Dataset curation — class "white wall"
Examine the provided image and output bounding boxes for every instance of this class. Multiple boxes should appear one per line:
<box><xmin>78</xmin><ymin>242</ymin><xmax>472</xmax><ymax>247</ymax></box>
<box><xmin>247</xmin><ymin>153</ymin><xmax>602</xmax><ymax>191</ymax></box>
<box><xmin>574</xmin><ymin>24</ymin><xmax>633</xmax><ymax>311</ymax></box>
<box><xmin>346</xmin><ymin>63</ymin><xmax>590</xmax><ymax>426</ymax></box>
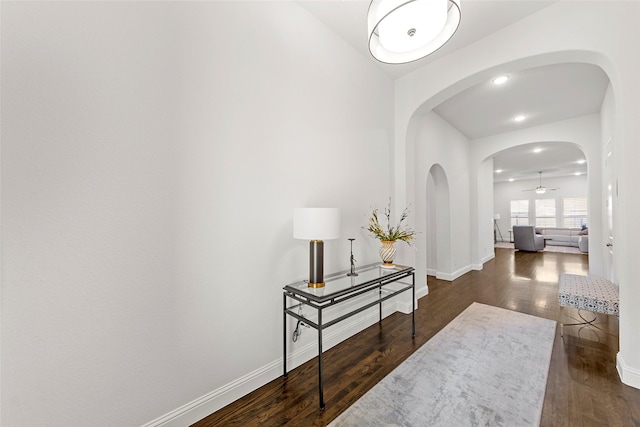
<box><xmin>413</xmin><ymin>111</ymin><xmax>471</xmax><ymax>283</ymax></box>
<box><xmin>476</xmin><ymin>158</ymin><xmax>495</xmax><ymax>265</ymax></box>
<box><xmin>600</xmin><ymin>83</ymin><xmax>615</xmax><ymax>281</ymax></box>
<box><xmin>1</xmin><ymin>2</ymin><xmax>395</xmax><ymax>426</ymax></box>
<box><xmin>494</xmin><ymin>175</ymin><xmax>589</xmax><ymax>237</ymax></box>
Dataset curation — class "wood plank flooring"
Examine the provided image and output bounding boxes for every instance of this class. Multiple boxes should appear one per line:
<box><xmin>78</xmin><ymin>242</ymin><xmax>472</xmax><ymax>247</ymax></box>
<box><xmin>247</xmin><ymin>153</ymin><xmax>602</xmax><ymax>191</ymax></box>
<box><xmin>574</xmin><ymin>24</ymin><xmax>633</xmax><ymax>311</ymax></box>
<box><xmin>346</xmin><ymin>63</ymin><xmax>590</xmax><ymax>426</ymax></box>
<box><xmin>193</xmin><ymin>249</ymin><xmax>640</xmax><ymax>426</ymax></box>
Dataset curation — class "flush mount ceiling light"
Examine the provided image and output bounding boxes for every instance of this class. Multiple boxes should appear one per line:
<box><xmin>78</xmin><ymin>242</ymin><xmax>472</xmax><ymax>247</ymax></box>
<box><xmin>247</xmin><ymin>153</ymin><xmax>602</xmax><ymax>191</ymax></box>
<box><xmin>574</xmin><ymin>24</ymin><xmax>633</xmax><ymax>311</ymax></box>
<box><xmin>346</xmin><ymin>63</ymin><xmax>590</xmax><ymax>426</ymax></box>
<box><xmin>368</xmin><ymin>0</ymin><xmax>461</xmax><ymax>64</ymax></box>
<box><xmin>492</xmin><ymin>75</ymin><xmax>509</xmax><ymax>85</ymax></box>
<box><xmin>513</xmin><ymin>115</ymin><xmax>527</xmax><ymax>122</ymax></box>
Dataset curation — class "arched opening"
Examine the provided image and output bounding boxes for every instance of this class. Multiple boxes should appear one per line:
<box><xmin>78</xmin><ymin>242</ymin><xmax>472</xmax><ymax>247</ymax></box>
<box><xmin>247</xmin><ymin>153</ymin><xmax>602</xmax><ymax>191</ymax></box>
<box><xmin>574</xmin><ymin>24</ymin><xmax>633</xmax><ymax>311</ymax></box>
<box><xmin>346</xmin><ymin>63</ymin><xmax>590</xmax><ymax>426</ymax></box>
<box><xmin>487</xmin><ymin>142</ymin><xmax>589</xmax><ymax>243</ymax></box>
<box><xmin>394</xmin><ymin>11</ymin><xmax>638</xmax><ymax>390</ymax></box>
<box><xmin>426</xmin><ymin>164</ymin><xmax>452</xmax><ymax>280</ymax></box>
<box><xmin>403</xmin><ymin>53</ymin><xmax>612</xmax><ymax>284</ymax></box>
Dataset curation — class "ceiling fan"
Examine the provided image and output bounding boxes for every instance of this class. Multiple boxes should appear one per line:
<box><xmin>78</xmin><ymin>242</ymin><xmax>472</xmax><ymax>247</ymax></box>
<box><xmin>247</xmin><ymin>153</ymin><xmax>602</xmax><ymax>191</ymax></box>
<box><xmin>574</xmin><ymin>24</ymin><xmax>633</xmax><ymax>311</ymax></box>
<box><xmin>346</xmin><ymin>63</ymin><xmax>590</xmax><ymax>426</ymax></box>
<box><xmin>522</xmin><ymin>171</ymin><xmax>559</xmax><ymax>194</ymax></box>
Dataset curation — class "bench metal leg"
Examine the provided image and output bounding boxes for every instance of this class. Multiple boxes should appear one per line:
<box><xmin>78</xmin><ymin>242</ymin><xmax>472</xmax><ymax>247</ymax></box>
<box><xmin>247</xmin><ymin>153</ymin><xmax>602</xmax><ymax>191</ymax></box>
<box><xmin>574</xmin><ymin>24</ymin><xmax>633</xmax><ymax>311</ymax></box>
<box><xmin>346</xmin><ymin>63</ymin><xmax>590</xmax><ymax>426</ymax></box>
<box><xmin>560</xmin><ymin>308</ymin><xmax>598</xmax><ymax>337</ymax></box>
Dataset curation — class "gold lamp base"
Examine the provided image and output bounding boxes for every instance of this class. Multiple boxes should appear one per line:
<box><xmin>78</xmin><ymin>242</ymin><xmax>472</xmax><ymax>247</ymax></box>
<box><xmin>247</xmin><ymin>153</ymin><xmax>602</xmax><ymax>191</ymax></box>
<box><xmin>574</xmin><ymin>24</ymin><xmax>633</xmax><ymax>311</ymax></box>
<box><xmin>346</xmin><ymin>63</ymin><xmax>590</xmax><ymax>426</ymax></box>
<box><xmin>308</xmin><ymin>282</ymin><xmax>325</xmax><ymax>288</ymax></box>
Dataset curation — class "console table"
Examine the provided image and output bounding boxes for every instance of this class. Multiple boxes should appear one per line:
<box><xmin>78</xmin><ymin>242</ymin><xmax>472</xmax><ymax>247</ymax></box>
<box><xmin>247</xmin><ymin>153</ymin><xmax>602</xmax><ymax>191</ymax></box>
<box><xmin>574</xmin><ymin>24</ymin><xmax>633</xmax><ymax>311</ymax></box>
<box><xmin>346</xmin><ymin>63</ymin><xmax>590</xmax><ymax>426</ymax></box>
<box><xmin>283</xmin><ymin>263</ymin><xmax>415</xmax><ymax>409</ymax></box>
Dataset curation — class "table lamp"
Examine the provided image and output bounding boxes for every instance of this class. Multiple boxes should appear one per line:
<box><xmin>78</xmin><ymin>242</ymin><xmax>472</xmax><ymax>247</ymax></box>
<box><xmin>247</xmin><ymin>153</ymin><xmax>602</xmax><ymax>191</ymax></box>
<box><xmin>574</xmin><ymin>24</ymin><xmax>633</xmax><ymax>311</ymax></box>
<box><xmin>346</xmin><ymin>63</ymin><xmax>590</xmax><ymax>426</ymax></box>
<box><xmin>294</xmin><ymin>208</ymin><xmax>341</xmax><ymax>288</ymax></box>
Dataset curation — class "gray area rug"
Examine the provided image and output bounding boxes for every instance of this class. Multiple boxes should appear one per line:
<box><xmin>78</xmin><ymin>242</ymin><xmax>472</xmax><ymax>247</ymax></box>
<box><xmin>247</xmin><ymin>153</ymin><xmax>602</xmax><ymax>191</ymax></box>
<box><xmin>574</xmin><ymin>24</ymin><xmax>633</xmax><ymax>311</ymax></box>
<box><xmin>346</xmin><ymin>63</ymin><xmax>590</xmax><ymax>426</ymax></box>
<box><xmin>329</xmin><ymin>303</ymin><xmax>556</xmax><ymax>427</ymax></box>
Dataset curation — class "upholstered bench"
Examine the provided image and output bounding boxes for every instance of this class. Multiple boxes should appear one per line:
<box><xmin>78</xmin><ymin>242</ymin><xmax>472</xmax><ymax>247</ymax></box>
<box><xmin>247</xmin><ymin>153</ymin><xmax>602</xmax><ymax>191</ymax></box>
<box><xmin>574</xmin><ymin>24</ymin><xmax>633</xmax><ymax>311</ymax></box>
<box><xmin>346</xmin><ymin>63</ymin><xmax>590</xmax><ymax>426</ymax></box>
<box><xmin>558</xmin><ymin>273</ymin><xmax>619</xmax><ymax>336</ymax></box>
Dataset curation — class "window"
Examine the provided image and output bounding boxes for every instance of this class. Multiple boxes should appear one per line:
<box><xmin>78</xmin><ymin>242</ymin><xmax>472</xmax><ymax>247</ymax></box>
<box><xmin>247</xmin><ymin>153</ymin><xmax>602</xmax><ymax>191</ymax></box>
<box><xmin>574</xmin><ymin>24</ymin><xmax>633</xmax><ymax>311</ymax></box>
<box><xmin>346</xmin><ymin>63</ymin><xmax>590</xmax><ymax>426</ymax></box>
<box><xmin>563</xmin><ymin>197</ymin><xmax>588</xmax><ymax>228</ymax></box>
<box><xmin>510</xmin><ymin>200</ymin><xmax>529</xmax><ymax>227</ymax></box>
<box><xmin>535</xmin><ymin>199</ymin><xmax>556</xmax><ymax>227</ymax></box>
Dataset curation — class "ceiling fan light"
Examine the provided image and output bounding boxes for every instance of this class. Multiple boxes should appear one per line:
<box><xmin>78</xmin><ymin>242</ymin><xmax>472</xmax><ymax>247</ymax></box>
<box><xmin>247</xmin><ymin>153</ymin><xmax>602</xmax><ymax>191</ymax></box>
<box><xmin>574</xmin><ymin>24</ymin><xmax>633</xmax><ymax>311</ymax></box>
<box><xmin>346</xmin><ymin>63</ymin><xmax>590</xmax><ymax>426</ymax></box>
<box><xmin>368</xmin><ymin>0</ymin><xmax>461</xmax><ymax>64</ymax></box>
<box><xmin>535</xmin><ymin>187</ymin><xmax>546</xmax><ymax>194</ymax></box>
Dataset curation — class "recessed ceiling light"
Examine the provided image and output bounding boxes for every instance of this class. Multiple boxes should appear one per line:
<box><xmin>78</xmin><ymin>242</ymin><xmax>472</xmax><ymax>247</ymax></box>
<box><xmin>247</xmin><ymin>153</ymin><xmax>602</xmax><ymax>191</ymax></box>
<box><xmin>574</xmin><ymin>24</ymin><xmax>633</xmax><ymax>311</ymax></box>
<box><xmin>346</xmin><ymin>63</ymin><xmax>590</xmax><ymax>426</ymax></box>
<box><xmin>514</xmin><ymin>115</ymin><xmax>527</xmax><ymax>122</ymax></box>
<box><xmin>577</xmin><ymin>159</ymin><xmax>586</xmax><ymax>164</ymax></box>
<box><xmin>508</xmin><ymin>178</ymin><xmax>515</xmax><ymax>182</ymax></box>
<box><xmin>495</xmin><ymin>169</ymin><xmax>503</xmax><ymax>173</ymax></box>
<box><xmin>575</xmin><ymin>172</ymin><xmax>582</xmax><ymax>176</ymax></box>
<box><xmin>492</xmin><ymin>75</ymin><xmax>509</xmax><ymax>85</ymax></box>
<box><xmin>533</xmin><ymin>148</ymin><xmax>542</xmax><ymax>153</ymax></box>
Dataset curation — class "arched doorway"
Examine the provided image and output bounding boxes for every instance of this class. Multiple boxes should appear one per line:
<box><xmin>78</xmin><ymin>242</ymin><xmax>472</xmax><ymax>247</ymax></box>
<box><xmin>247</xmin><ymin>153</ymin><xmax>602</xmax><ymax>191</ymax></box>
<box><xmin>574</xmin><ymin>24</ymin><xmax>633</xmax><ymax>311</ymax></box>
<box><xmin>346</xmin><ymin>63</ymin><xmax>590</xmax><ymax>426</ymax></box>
<box><xmin>426</xmin><ymin>164</ymin><xmax>452</xmax><ymax>280</ymax></box>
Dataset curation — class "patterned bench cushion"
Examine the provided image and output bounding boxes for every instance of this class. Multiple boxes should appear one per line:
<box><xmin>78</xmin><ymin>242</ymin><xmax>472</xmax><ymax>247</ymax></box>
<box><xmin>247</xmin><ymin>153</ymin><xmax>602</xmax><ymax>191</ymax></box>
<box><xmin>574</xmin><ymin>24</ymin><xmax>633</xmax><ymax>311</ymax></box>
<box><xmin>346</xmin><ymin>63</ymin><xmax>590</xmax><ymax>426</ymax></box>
<box><xmin>558</xmin><ymin>273</ymin><xmax>619</xmax><ymax>316</ymax></box>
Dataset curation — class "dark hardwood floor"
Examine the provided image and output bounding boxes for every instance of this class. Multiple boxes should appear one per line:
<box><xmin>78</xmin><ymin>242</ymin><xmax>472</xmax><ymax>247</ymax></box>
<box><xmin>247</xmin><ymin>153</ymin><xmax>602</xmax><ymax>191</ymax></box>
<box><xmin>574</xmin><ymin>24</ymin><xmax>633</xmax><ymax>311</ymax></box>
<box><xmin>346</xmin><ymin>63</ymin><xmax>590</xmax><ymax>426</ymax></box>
<box><xmin>193</xmin><ymin>249</ymin><xmax>640</xmax><ymax>426</ymax></box>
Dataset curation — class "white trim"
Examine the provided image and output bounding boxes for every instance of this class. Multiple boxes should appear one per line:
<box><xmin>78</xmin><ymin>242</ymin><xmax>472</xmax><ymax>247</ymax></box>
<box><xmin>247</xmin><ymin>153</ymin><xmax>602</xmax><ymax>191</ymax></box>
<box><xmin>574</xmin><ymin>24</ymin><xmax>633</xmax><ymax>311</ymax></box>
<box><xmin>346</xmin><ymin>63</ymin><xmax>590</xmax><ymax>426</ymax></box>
<box><xmin>481</xmin><ymin>253</ymin><xmax>495</xmax><ymax>264</ymax></box>
<box><xmin>142</xmin><ymin>297</ymin><xmax>410</xmax><ymax>426</ymax></box>
<box><xmin>426</xmin><ymin>267</ymin><xmax>437</xmax><ymax>276</ymax></box>
<box><xmin>451</xmin><ymin>265</ymin><xmax>471</xmax><ymax>280</ymax></box>
<box><xmin>472</xmin><ymin>253</ymin><xmax>495</xmax><ymax>271</ymax></box>
<box><xmin>617</xmin><ymin>352</ymin><xmax>640</xmax><ymax>390</ymax></box>
<box><xmin>436</xmin><ymin>264</ymin><xmax>472</xmax><ymax>282</ymax></box>
<box><xmin>435</xmin><ymin>271</ymin><xmax>451</xmax><ymax>281</ymax></box>
<box><xmin>416</xmin><ymin>283</ymin><xmax>429</xmax><ymax>299</ymax></box>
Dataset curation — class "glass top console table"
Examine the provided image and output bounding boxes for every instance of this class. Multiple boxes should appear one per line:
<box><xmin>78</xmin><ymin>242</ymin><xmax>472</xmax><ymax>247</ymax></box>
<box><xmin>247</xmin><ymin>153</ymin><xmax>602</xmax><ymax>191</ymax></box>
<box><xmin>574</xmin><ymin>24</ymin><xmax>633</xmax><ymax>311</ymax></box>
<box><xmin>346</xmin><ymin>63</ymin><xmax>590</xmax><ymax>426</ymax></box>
<box><xmin>283</xmin><ymin>263</ymin><xmax>415</xmax><ymax>410</ymax></box>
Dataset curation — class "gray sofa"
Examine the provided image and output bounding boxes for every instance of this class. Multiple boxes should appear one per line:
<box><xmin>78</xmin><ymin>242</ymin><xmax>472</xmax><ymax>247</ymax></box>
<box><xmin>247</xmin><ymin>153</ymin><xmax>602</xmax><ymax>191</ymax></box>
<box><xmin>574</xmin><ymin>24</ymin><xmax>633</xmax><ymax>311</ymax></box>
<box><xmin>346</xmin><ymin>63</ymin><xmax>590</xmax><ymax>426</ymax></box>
<box><xmin>535</xmin><ymin>227</ymin><xmax>589</xmax><ymax>253</ymax></box>
<box><xmin>535</xmin><ymin>227</ymin><xmax>581</xmax><ymax>247</ymax></box>
<box><xmin>513</xmin><ymin>225</ymin><xmax>545</xmax><ymax>252</ymax></box>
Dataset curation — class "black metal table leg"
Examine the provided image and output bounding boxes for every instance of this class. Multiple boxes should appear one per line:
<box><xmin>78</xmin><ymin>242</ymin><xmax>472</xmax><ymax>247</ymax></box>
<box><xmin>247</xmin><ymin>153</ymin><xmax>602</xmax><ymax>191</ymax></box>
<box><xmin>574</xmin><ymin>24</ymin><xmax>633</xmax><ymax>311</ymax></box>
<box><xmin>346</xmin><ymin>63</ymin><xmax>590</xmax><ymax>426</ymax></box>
<box><xmin>283</xmin><ymin>293</ymin><xmax>288</xmax><ymax>377</ymax></box>
<box><xmin>412</xmin><ymin>273</ymin><xmax>415</xmax><ymax>338</ymax></box>
<box><xmin>318</xmin><ymin>308</ymin><xmax>324</xmax><ymax>410</ymax></box>
<box><xmin>379</xmin><ymin>286</ymin><xmax>382</xmax><ymax>323</ymax></box>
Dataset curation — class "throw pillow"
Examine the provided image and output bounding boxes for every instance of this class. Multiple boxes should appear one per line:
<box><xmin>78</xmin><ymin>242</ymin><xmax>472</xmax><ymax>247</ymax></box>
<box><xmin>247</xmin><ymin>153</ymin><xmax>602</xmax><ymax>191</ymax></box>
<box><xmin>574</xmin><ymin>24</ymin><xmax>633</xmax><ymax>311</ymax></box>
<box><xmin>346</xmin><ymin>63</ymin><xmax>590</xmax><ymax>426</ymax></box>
<box><xmin>579</xmin><ymin>228</ymin><xmax>589</xmax><ymax>235</ymax></box>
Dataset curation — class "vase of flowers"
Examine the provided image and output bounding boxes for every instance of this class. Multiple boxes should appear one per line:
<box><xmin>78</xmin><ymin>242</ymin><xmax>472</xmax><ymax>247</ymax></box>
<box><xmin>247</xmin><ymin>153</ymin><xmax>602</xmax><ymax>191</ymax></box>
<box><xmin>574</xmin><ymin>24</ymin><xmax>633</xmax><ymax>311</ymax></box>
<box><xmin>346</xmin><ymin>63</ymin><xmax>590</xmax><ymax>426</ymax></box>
<box><xmin>366</xmin><ymin>200</ymin><xmax>415</xmax><ymax>267</ymax></box>
<box><xmin>378</xmin><ymin>240</ymin><xmax>397</xmax><ymax>267</ymax></box>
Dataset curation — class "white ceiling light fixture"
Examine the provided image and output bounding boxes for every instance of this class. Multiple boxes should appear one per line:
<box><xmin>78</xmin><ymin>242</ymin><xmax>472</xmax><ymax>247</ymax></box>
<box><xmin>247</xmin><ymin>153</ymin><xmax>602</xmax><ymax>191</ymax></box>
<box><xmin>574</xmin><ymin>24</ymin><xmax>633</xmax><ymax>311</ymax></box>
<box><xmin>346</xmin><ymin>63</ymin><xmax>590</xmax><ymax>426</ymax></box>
<box><xmin>495</xmin><ymin>169</ymin><xmax>503</xmax><ymax>173</ymax></box>
<box><xmin>513</xmin><ymin>114</ymin><xmax>527</xmax><ymax>122</ymax></box>
<box><xmin>368</xmin><ymin>0</ymin><xmax>461</xmax><ymax>64</ymax></box>
<box><xmin>492</xmin><ymin>75</ymin><xmax>509</xmax><ymax>85</ymax></box>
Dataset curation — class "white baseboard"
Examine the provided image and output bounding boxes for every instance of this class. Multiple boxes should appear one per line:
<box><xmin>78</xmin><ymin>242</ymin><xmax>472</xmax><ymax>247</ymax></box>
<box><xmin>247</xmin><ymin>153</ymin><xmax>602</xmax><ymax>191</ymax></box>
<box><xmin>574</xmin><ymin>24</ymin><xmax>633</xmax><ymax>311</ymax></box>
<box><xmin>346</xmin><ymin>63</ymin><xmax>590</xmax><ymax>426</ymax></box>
<box><xmin>472</xmin><ymin>253</ymin><xmax>495</xmax><ymax>271</ymax></box>
<box><xmin>617</xmin><ymin>352</ymin><xmax>640</xmax><ymax>389</ymax></box>
<box><xmin>417</xmin><ymin>283</ymin><xmax>429</xmax><ymax>299</ymax></box>
<box><xmin>141</xmin><ymin>359</ymin><xmax>282</xmax><ymax>427</ymax></box>
<box><xmin>142</xmin><ymin>298</ymin><xmax>410</xmax><ymax>426</ymax></box>
<box><xmin>481</xmin><ymin>253</ymin><xmax>495</xmax><ymax>264</ymax></box>
<box><xmin>451</xmin><ymin>265</ymin><xmax>471</xmax><ymax>280</ymax></box>
<box><xmin>436</xmin><ymin>265</ymin><xmax>471</xmax><ymax>282</ymax></box>
<box><xmin>426</xmin><ymin>268</ymin><xmax>436</xmax><ymax>276</ymax></box>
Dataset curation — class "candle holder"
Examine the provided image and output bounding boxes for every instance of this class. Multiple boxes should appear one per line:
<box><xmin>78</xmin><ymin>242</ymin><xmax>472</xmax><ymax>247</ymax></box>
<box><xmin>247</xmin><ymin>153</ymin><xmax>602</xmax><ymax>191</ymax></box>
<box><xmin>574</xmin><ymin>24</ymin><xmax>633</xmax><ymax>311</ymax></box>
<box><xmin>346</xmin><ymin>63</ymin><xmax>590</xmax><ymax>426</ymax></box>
<box><xmin>347</xmin><ymin>238</ymin><xmax>358</xmax><ymax>277</ymax></box>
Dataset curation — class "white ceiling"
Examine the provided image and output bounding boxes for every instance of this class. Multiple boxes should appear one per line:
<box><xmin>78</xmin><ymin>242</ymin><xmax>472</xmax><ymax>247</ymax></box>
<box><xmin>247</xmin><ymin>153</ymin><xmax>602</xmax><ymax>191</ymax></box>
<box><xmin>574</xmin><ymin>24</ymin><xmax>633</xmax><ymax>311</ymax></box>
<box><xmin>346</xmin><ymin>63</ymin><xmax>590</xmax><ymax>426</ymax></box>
<box><xmin>298</xmin><ymin>1</ymin><xmax>610</xmax><ymax>182</ymax></box>
<box><xmin>433</xmin><ymin>63</ymin><xmax>609</xmax><ymax>140</ymax></box>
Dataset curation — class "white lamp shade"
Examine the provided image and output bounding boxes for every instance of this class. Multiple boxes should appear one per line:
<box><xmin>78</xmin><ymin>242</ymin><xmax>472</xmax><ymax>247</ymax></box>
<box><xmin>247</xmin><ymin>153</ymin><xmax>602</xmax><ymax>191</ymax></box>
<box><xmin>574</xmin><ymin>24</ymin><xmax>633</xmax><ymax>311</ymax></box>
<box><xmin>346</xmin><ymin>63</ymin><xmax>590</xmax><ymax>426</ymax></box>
<box><xmin>368</xmin><ymin>0</ymin><xmax>461</xmax><ymax>64</ymax></box>
<box><xmin>494</xmin><ymin>214</ymin><xmax>501</xmax><ymax>220</ymax></box>
<box><xmin>293</xmin><ymin>208</ymin><xmax>341</xmax><ymax>240</ymax></box>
